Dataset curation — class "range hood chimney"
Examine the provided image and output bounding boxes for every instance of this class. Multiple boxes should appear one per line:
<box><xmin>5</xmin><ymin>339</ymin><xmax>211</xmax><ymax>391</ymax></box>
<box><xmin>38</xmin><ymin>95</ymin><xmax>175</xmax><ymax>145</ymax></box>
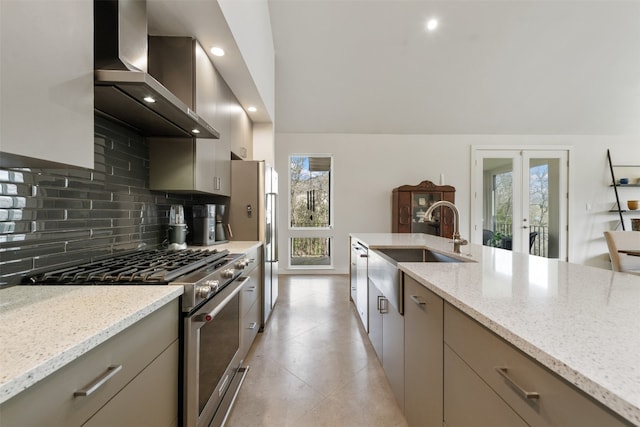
<box><xmin>94</xmin><ymin>0</ymin><xmax>219</xmax><ymax>139</ymax></box>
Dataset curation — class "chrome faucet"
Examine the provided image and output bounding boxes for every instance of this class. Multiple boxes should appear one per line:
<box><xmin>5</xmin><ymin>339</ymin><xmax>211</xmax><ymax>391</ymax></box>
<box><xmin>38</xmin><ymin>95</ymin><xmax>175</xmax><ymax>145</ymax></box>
<box><xmin>424</xmin><ymin>201</ymin><xmax>468</xmax><ymax>254</ymax></box>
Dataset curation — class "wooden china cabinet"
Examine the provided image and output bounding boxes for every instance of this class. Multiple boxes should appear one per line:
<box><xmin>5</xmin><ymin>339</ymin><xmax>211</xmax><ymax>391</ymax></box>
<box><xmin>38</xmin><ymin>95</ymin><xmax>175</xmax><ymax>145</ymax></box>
<box><xmin>392</xmin><ymin>180</ymin><xmax>456</xmax><ymax>238</ymax></box>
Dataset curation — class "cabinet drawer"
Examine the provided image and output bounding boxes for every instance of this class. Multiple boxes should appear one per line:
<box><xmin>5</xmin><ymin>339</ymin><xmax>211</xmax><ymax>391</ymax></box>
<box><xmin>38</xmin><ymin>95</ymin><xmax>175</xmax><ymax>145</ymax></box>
<box><xmin>1</xmin><ymin>300</ymin><xmax>179</xmax><ymax>427</ymax></box>
<box><xmin>239</xmin><ymin>246</ymin><xmax>262</xmax><ymax>316</ymax></box>
<box><xmin>444</xmin><ymin>345</ymin><xmax>527</xmax><ymax>427</ymax></box>
<box><xmin>83</xmin><ymin>339</ymin><xmax>179</xmax><ymax>427</ymax></box>
<box><xmin>444</xmin><ymin>303</ymin><xmax>630</xmax><ymax>427</ymax></box>
<box><xmin>243</xmin><ymin>246</ymin><xmax>262</xmax><ymax>272</ymax></box>
<box><xmin>240</xmin><ymin>300</ymin><xmax>260</xmax><ymax>358</ymax></box>
<box><xmin>240</xmin><ymin>269</ymin><xmax>260</xmax><ymax>316</ymax></box>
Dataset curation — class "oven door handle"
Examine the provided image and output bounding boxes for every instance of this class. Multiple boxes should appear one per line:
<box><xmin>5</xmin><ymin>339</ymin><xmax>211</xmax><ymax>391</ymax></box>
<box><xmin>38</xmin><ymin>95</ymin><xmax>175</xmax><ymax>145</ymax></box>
<box><xmin>194</xmin><ymin>277</ymin><xmax>250</xmax><ymax>323</ymax></box>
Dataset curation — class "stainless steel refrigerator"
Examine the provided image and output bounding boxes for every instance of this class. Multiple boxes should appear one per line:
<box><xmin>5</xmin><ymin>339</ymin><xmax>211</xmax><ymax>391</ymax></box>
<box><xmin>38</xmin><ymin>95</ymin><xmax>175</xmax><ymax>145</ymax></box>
<box><xmin>229</xmin><ymin>160</ymin><xmax>278</xmax><ymax>328</ymax></box>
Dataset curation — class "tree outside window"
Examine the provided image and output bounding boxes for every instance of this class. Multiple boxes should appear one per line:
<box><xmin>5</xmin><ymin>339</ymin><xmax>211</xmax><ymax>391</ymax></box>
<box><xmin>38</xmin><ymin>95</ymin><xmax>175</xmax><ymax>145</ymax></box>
<box><xmin>492</xmin><ymin>164</ymin><xmax>549</xmax><ymax>255</ymax></box>
<box><xmin>290</xmin><ymin>156</ymin><xmax>331</xmax><ymax>228</ymax></box>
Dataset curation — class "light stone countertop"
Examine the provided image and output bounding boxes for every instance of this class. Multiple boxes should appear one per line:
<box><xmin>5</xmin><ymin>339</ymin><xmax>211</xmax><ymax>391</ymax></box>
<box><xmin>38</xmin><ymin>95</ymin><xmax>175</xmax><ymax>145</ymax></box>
<box><xmin>352</xmin><ymin>233</ymin><xmax>640</xmax><ymax>425</ymax></box>
<box><xmin>0</xmin><ymin>285</ymin><xmax>183</xmax><ymax>404</ymax></box>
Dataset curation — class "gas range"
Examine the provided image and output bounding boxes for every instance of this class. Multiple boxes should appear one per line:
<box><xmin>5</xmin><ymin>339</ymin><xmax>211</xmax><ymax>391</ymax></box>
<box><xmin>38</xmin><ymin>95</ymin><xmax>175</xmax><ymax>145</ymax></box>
<box><xmin>25</xmin><ymin>248</ymin><xmax>248</xmax><ymax>312</ymax></box>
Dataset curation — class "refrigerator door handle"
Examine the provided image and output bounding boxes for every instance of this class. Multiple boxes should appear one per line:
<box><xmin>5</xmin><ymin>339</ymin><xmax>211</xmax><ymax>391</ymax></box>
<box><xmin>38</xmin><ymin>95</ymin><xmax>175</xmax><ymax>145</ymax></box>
<box><xmin>265</xmin><ymin>192</ymin><xmax>278</xmax><ymax>262</ymax></box>
<box><xmin>272</xmin><ymin>193</ymin><xmax>278</xmax><ymax>262</ymax></box>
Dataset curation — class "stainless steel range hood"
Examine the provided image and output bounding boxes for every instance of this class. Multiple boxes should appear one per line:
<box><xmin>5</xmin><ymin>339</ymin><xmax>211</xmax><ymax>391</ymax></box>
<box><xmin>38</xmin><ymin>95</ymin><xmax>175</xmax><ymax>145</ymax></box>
<box><xmin>94</xmin><ymin>0</ymin><xmax>219</xmax><ymax>139</ymax></box>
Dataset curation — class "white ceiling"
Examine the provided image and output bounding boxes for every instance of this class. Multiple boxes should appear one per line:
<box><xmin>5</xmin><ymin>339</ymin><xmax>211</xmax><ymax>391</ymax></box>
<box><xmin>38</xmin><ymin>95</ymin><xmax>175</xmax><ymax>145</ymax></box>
<box><xmin>268</xmin><ymin>0</ymin><xmax>640</xmax><ymax>135</ymax></box>
<box><xmin>148</xmin><ymin>1</ymin><xmax>640</xmax><ymax>136</ymax></box>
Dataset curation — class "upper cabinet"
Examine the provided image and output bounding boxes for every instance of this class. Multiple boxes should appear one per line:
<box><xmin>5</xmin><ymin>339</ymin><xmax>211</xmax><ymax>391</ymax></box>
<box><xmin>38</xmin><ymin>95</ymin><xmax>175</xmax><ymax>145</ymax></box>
<box><xmin>392</xmin><ymin>180</ymin><xmax>456</xmax><ymax>238</ymax></box>
<box><xmin>0</xmin><ymin>0</ymin><xmax>94</xmax><ymax>169</ymax></box>
<box><xmin>148</xmin><ymin>37</ymin><xmax>252</xmax><ymax>195</ymax></box>
<box><xmin>229</xmin><ymin>104</ymin><xmax>253</xmax><ymax>160</ymax></box>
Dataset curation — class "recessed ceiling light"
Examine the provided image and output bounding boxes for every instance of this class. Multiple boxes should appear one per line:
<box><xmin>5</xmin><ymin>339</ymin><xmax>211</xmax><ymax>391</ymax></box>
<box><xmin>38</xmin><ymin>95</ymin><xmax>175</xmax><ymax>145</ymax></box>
<box><xmin>143</xmin><ymin>96</ymin><xmax>156</xmax><ymax>103</ymax></box>
<box><xmin>192</xmin><ymin>129</ymin><xmax>200</xmax><ymax>134</ymax></box>
<box><xmin>247</xmin><ymin>106</ymin><xmax>257</xmax><ymax>112</ymax></box>
<box><xmin>426</xmin><ymin>18</ymin><xmax>439</xmax><ymax>32</ymax></box>
<box><xmin>210</xmin><ymin>47</ymin><xmax>225</xmax><ymax>57</ymax></box>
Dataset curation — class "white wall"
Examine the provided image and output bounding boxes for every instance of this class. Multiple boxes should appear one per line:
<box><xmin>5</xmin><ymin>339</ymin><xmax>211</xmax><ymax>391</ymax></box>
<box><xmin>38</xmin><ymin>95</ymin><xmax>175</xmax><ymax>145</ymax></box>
<box><xmin>218</xmin><ymin>0</ymin><xmax>275</xmax><ymax>122</ymax></box>
<box><xmin>275</xmin><ymin>133</ymin><xmax>640</xmax><ymax>275</ymax></box>
<box><xmin>252</xmin><ymin>122</ymin><xmax>274</xmax><ymax>165</ymax></box>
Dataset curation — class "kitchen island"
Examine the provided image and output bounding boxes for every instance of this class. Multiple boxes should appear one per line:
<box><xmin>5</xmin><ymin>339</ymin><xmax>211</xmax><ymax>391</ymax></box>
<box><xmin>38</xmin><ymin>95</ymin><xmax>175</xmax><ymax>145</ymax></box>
<box><xmin>352</xmin><ymin>233</ymin><xmax>640</xmax><ymax>426</ymax></box>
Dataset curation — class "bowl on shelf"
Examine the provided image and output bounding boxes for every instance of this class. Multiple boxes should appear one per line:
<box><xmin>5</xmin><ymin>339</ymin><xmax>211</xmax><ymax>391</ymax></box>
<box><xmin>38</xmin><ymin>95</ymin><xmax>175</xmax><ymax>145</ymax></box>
<box><xmin>619</xmin><ymin>178</ymin><xmax>629</xmax><ymax>185</ymax></box>
<box><xmin>628</xmin><ymin>200</ymin><xmax>639</xmax><ymax>210</ymax></box>
<box><xmin>632</xmin><ymin>218</ymin><xmax>640</xmax><ymax>231</ymax></box>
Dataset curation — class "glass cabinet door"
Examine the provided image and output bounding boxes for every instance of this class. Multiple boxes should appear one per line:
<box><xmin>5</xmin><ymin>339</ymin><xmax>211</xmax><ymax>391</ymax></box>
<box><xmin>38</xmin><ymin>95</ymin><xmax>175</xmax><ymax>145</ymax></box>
<box><xmin>411</xmin><ymin>192</ymin><xmax>443</xmax><ymax>234</ymax></box>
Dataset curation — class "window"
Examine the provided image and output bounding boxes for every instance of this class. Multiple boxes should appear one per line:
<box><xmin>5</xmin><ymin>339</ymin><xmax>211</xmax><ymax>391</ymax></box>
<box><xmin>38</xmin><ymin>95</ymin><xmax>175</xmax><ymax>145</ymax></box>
<box><xmin>289</xmin><ymin>155</ymin><xmax>332</xmax><ymax>229</ymax></box>
<box><xmin>290</xmin><ymin>237</ymin><xmax>331</xmax><ymax>266</ymax></box>
<box><xmin>288</xmin><ymin>155</ymin><xmax>333</xmax><ymax>268</ymax></box>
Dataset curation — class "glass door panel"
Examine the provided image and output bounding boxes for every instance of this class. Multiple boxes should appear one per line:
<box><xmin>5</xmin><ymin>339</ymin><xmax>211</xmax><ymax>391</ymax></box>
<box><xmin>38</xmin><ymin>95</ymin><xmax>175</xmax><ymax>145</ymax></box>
<box><xmin>473</xmin><ymin>148</ymin><xmax>568</xmax><ymax>259</ymax></box>
<box><xmin>523</xmin><ymin>152</ymin><xmax>567</xmax><ymax>258</ymax></box>
<box><xmin>479</xmin><ymin>153</ymin><xmax>520</xmax><ymax>250</ymax></box>
<box><xmin>411</xmin><ymin>192</ymin><xmax>442</xmax><ymax>235</ymax></box>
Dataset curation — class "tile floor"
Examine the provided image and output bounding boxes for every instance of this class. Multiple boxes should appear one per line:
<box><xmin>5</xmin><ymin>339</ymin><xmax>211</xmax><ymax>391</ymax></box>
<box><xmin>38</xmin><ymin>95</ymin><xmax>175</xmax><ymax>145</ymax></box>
<box><xmin>225</xmin><ymin>274</ymin><xmax>408</xmax><ymax>427</ymax></box>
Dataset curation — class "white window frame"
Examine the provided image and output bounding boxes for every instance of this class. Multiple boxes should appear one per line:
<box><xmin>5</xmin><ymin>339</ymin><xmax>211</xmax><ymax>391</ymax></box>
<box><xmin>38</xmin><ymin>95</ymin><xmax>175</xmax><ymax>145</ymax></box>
<box><xmin>287</xmin><ymin>154</ymin><xmax>335</xmax><ymax>270</ymax></box>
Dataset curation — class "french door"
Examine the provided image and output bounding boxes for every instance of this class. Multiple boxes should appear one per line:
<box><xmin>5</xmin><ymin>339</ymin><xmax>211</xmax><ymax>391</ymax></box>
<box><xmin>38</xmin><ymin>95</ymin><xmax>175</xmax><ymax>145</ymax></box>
<box><xmin>471</xmin><ymin>147</ymin><xmax>569</xmax><ymax>260</ymax></box>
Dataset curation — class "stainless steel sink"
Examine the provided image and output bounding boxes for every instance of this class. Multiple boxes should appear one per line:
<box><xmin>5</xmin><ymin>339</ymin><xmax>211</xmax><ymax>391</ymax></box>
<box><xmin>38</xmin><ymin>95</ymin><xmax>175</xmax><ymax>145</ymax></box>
<box><xmin>368</xmin><ymin>247</ymin><xmax>472</xmax><ymax>316</ymax></box>
<box><xmin>376</xmin><ymin>248</ymin><xmax>469</xmax><ymax>264</ymax></box>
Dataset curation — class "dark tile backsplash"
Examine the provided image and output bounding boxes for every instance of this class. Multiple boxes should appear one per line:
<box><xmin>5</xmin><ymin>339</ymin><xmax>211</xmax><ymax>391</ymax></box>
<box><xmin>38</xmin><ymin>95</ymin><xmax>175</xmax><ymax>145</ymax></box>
<box><xmin>0</xmin><ymin>116</ymin><xmax>228</xmax><ymax>287</ymax></box>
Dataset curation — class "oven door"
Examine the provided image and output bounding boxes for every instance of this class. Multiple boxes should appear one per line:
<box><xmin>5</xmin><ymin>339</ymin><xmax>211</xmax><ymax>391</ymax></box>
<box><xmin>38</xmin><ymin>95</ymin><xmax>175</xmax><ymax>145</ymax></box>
<box><xmin>183</xmin><ymin>276</ymin><xmax>249</xmax><ymax>427</ymax></box>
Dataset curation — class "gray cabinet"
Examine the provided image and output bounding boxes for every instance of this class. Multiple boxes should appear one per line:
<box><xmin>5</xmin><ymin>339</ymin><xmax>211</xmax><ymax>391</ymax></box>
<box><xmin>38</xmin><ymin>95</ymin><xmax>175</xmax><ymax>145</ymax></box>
<box><xmin>444</xmin><ymin>344</ymin><xmax>527</xmax><ymax>427</ymax></box>
<box><xmin>0</xmin><ymin>300</ymin><xmax>179</xmax><ymax>427</ymax></box>
<box><xmin>444</xmin><ymin>303</ymin><xmax>631</xmax><ymax>427</ymax></box>
<box><xmin>240</xmin><ymin>245</ymin><xmax>263</xmax><ymax>358</ymax></box>
<box><xmin>403</xmin><ymin>275</ymin><xmax>443</xmax><ymax>427</ymax></box>
<box><xmin>349</xmin><ymin>238</ymin><xmax>368</xmax><ymax>331</ymax></box>
<box><xmin>368</xmin><ymin>279</ymin><xmax>404</xmax><ymax>411</ymax></box>
<box><xmin>195</xmin><ymin>38</ymin><xmax>230</xmax><ymax>196</ymax></box>
<box><xmin>148</xmin><ymin>37</ymin><xmax>245</xmax><ymax>196</ymax></box>
<box><xmin>0</xmin><ymin>0</ymin><xmax>93</xmax><ymax>169</ymax></box>
<box><xmin>350</xmin><ymin>243</ymin><xmax>358</xmax><ymax>303</ymax></box>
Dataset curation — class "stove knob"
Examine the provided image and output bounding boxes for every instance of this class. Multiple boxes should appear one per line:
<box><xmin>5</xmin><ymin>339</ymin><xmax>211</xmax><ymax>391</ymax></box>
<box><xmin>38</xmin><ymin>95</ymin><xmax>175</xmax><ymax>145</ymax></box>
<box><xmin>196</xmin><ymin>280</ymin><xmax>219</xmax><ymax>298</ymax></box>
<box><xmin>205</xmin><ymin>279</ymin><xmax>220</xmax><ymax>292</ymax></box>
<box><xmin>235</xmin><ymin>258</ymin><xmax>249</xmax><ymax>269</ymax></box>
<box><xmin>195</xmin><ymin>285</ymin><xmax>211</xmax><ymax>299</ymax></box>
<box><xmin>222</xmin><ymin>269</ymin><xmax>235</xmax><ymax>279</ymax></box>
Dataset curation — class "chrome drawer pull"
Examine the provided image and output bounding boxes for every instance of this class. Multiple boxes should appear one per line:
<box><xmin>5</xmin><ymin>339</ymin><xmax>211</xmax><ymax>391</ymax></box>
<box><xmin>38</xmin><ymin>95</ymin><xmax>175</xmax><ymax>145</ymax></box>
<box><xmin>248</xmin><ymin>322</ymin><xmax>257</xmax><ymax>330</ymax></box>
<box><xmin>495</xmin><ymin>367</ymin><xmax>540</xmax><ymax>400</ymax></box>
<box><xmin>74</xmin><ymin>365</ymin><xmax>123</xmax><ymax>397</ymax></box>
<box><xmin>410</xmin><ymin>295</ymin><xmax>427</xmax><ymax>306</ymax></box>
